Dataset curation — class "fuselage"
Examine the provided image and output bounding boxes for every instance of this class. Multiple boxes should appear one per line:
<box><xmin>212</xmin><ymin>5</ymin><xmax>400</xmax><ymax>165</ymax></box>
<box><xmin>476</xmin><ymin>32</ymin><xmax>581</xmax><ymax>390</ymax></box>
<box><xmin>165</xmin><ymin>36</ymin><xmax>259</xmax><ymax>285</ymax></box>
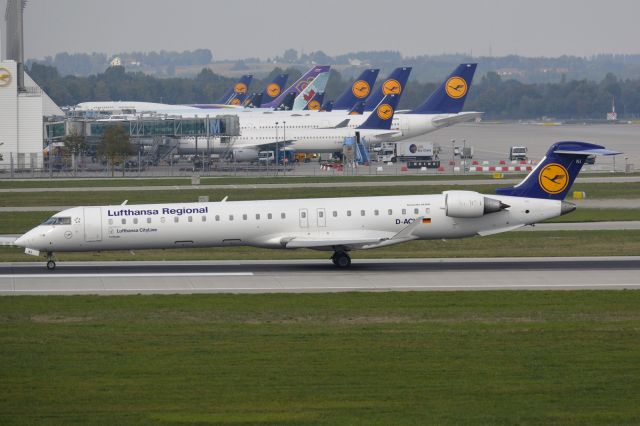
<box><xmin>16</xmin><ymin>193</ymin><xmax>561</xmax><ymax>253</ymax></box>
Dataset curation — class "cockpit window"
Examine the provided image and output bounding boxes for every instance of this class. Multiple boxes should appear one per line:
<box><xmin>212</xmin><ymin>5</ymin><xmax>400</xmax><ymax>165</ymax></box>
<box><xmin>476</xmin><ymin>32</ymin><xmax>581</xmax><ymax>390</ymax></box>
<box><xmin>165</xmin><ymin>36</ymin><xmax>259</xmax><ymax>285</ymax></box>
<box><xmin>42</xmin><ymin>216</ymin><xmax>72</xmax><ymax>225</ymax></box>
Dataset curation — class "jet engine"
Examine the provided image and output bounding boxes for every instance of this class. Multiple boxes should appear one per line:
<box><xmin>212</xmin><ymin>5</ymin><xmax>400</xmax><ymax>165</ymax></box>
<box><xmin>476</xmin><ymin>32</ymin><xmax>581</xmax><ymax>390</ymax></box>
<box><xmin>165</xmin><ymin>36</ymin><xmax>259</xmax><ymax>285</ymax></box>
<box><xmin>444</xmin><ymin>190</ymin><xmax>509</xmax><ymax>218</ymax></box>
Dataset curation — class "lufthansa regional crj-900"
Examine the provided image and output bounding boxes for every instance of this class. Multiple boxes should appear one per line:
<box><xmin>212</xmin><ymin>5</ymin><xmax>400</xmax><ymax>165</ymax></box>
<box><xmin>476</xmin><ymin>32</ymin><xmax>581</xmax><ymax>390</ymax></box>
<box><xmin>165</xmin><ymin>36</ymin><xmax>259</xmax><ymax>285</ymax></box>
<box><xmin>15</xmin><ymin>142</ymin><xmax>620</xmax><ymax>269</ymax></box>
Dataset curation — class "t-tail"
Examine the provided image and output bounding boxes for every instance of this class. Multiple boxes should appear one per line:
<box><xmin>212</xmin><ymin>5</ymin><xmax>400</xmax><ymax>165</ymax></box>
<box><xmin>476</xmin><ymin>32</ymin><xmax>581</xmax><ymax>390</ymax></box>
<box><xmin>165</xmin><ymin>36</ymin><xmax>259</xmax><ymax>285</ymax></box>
<box><xmin>496</xmin><ymin>141</ymin><xmax>621</xmax><ymax>201</ymax></box>
<box><xmin>409</xmin><ymin>64</ymin><xmax>477</xmax><ymax>114</ymax></box>
<box><xmin>216</xmin><ymin>74</ymin><xmax>253</xmax><ymax>105</ymax></box>
<box><xmin>258</xmin><ymin>73</ymin><xmax>289</xmax><ymax>106</ymax></box>
<box><xmin>332</xmin><ymin>68</ymin><xmax>380</xmax><ymax>110</ymax></box>
<box><xmin>364</xmin><ymin>67</ymin><xmax>411</xmax><ymax>112</ymax></box>
<box><xmin>261</xmin><ymin>65</ymin><xmax>330</xmax><ymax>108</ymax></box>
<box><xmin>357</xmin><ymin>94</ymin><xmax>400</xmax><ymax>130</ymax></box>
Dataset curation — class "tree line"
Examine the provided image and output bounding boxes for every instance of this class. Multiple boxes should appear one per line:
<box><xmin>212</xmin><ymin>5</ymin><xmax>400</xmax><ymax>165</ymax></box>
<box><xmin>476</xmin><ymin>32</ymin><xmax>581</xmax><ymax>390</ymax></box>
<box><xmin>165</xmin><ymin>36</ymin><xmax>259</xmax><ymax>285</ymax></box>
<box><xmin>29</xmin><ymin>63</ymin><xmax>640</xmax><ymax>119</ymax></box>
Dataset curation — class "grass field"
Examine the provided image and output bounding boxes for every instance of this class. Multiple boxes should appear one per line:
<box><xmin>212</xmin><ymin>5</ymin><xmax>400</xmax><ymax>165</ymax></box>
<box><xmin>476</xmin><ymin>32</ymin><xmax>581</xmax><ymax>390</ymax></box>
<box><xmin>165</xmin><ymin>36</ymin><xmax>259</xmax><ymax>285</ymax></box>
<box><xmin>0</xmin><ymin>182</ymin><xmax>638</xmax><ymax>207</ymax></box>
<box><xmin>1</xmin><ymin>291</ymin><xmax>639</xmax><ymax>424</ymax></box>
<box><xmin>1</xmin><ymin>230</ymin><xmax>639</xmax><ymax>262</ymax></box>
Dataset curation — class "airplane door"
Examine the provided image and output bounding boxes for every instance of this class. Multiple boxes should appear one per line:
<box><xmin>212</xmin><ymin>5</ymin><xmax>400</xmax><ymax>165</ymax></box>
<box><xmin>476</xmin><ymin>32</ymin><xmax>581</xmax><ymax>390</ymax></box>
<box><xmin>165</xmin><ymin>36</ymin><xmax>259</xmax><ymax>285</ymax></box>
<box><xmin>84</xmin><ymin>207</ymin><xmax>102</xmax><ymax>242</ymax></box>
<box><xmin>317</xmin><ymin>208</ymin><xmax>326</xmax><ymax>227</ymax></box>
<box><xmin>299</xmin><ymin>209</ymin><xmax>309</xmax><ymax>228</ymax></box>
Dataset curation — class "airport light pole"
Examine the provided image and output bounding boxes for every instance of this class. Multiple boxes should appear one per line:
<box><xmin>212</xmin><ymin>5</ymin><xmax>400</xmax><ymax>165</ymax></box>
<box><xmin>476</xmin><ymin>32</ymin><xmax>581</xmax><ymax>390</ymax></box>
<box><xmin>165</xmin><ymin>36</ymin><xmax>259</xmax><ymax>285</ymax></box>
<box><xmin>275</xmin><ymin>122</ymin><xmax>279</xmax><ymax>176</ymax></box>
<box><xmin>282</xmin><ymin>120</ymin><xmax>286</xmax><ymax>175</ymax></box>
<box><xmin>462</xmin><ymin>139</ymin><xmax>466</xmax><ymax>174</ymax></box>
<box><xmin>451</xmin><ymin>139</ymin><xmax>455</xmax><ymax>173</ymax></box>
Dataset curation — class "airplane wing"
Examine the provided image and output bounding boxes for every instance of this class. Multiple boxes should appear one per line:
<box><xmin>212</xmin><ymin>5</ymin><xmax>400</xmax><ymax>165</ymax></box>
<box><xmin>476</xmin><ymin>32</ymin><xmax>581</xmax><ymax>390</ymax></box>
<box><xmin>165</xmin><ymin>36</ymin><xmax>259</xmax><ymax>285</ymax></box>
<box><xmin>232</xmin><ymin>139</ymin><xmax>298</xmax><ymax>149</ymax></box>
<box><xmin>0</xmin><ymin>236</ymin><xmax>18</xmax><ymax>246</ymax></box>
<box><xmin>281</xmin><ymin>218</ymin><xmax>425</xmax><ymax>251</ymax></box>
<box><xmin>432</xmin><ymin>111</ymin><xmax>483</xmax><ymax>127</ymax></box>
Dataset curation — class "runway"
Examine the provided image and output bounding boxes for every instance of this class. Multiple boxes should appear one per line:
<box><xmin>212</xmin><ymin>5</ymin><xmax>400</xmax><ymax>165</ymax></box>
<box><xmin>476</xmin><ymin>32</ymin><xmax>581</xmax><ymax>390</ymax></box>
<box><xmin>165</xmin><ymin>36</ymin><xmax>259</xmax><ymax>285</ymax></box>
<box><xmin>0</xmin><ymin>257</ymin><xmax>638</xmax><ymax>295</ymax></box>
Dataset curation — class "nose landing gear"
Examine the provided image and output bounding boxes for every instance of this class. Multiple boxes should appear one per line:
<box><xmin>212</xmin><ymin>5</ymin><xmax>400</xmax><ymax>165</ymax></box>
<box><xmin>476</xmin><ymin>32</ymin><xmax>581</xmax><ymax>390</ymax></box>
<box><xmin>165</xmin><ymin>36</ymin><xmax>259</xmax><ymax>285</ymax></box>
<box><xmin>46</xmin><ymin>252</ymin><xmax>56</xmax><ymax>270</ymax></box>
<box><xmin>331</xmin><ymin>251</ymin><xmax>351</xmax><ymax>268</ymax></box>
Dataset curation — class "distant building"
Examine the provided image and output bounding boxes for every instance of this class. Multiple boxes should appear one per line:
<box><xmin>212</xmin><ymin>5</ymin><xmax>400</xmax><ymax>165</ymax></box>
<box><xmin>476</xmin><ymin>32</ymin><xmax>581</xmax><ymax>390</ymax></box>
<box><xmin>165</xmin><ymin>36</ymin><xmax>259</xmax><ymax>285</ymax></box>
<box><xmin>110</xmin><ymin>56</ymin><xmax>122</xmax><ymax>67</ymax></box>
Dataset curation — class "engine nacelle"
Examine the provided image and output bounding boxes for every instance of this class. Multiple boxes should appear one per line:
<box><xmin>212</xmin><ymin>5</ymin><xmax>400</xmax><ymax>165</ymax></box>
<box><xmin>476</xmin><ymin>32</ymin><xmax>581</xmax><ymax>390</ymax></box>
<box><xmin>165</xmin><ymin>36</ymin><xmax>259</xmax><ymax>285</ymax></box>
<box><xmin>444</xmin><ymin>190</ymin><xmax>508</xmax><ymax>218</ymax></box>
<box><xmin>232</xmin><ymin>148</ymin><xmax>260</xmax><ymax>162</ymax></box>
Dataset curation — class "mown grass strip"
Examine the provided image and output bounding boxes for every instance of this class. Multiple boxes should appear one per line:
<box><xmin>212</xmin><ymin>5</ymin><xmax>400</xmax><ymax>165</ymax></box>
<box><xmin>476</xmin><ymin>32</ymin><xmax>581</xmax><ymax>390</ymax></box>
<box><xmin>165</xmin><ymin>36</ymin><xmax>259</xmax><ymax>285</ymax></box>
<box><xmin>1</xmin><ymin>291</ymin><xmax>639</xmax><ymax>424</ymax></box>
<box><xmin>0</xmin><ymin>182</ymin><xmax>638</xmax><ymax>206</ymax></box>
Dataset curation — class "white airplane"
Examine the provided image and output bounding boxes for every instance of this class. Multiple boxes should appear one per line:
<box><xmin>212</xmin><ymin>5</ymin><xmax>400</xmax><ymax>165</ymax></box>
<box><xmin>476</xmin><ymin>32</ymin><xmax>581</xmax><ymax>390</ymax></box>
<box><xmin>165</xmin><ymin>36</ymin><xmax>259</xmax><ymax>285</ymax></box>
<box><xmin>15</xmin><ymin>142</ymin><xmax>619</xmax><ymax>269</ymax></box>
<box><xmin>176</xmin><ymin>64</ymin><xmax>481</xmax><ymax>159</ymax></box>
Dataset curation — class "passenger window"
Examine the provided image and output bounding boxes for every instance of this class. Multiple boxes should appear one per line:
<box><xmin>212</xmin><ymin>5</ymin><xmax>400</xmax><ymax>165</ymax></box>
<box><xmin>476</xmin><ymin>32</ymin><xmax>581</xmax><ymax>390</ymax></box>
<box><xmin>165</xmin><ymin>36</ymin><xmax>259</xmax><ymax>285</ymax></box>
<box><xmin>256</xmin><ymin>213</ymin><xmax>260</xmax><ymax>220</ymax></box>
<box><xmin>347</xmin><ymin>210</ymin><xmax>352</xmax><ymax>217</ymax></box>
<box><xmin>374</xmin><ymin>210</ymin><xmax>379</xmax><ymax>216</ymax></box>
<box><xmin>174</xmin><ymin>217</ymin><xmax>179</xmax><ymax>223</ymax></box>
<box><xmin>215</xmin><ymin>215</ymin><xmax>220</xmax><ymax>221</ymax></box>
<box><xmin>281</xmin><ymin>213</ymin><xmax>286</xmax><ymax>219</ymax></box>
<box><xmin>388</xmin><ymin>209</ymin><xmax>393</xmax><ymax>215</ymax></box>
<box><xmin>108</xmin><ymin>218</ymin><xmax>113</xmax><ymax>225</ymax></box>
<box><xmin>201</xmin><ymin>216</ymin><xmax>206</xmax><ymax>222</ymax></box>
<box><xmin>333</xmin><ymin>211</ymin><xmax>337</xmax><ymax>217</ymax></box>
<box><xmin>426</xmin><ymin>207</ymin><xmax>430</xmax><ymax>214</ymax></box>
<box><xmin>133</xmin><ymin>218</ymin><xmax>138</xmax><ymax>224</ymax></box>
<box><xmin>229</xmin><ymin>215</ymin><xmax>234</xmax><ymax>221</ymax></box>
<box><xmin>402</xmin><ymin>209</ymin><xmax>406</xmax><ymax>215</ymax></box>
<box><xmin>121</xmin><ymin>218</ymin><xmax>126</xmax><ymax>225</ymax></box>
<box><xmin>188</xmin><ymin>216</ymin><xmax>193</xmax><ymax>223</ymax></box>
<box><xmin>361</xmin><ymin>210</ymin><xmax>365</xmax><ymax>216</ymax></box>
<box><xmin>301</xmin><ymin>211</ymin><xmax>307</xmax><ymax>219</ymax></box>
<box><xmin>161</xmin><ymin>217</ymin><xmax>166</xmax><ymax>223</ymax></box>
<box><xmin>146</xmin><ymin>217</ymin><xmax>152</xmax><ymax>224</ymax></box>
<box><xmin>243</xmin><ymin>214</ymin><xmax>247</xmax><ymax>220</ymax></box>
<box><xmin>318</xmin><ymin>211</ymin><xmax>323</xmax><ymax>218</ymax></box>
<box><xmin>268</xmin><ymin>213</ymin><xmax>272</xmax><ymax>219</ymax></box>
<box><xmin>414</xmin><ymin>208</ymin><xmax>419</xmax><ymax>214</ymax></box>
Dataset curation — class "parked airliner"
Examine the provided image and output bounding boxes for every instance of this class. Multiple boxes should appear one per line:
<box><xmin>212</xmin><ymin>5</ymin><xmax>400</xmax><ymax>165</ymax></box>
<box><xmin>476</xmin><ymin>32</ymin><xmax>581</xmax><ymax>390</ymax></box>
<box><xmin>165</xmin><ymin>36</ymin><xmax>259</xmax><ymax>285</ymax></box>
<box><xmin>14</xmin><ymin>142</ymin><xmax>619</xmax><ymax>269</ymax></box>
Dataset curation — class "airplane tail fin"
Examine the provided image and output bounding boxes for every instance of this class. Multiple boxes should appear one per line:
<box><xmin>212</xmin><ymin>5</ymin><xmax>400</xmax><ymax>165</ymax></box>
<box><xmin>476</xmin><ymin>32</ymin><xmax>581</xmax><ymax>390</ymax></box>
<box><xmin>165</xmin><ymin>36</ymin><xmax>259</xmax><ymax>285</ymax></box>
<box><xmin>409</xmin><ymin>64</ymin><xmax>477</xmax><ymax>114</ymax></box>
<box><xmin>357</xmin><ymin>94</ymin><xmax>400</xmax><ymax>130</ymax></box>
<box><xmin>243</xmin><ymin>92</ymin><xmax>263</xmax><ymax>108</ymax></box>
<box><xmin>261</xmin><ymin>73</ymin><xmax>289</xmax><ymax>105</ymax></box>
<box><xmin>364</xmin><ymin>67</ymin><xmax>411</xmax><ymax>112</ymax></box>
<box><xmin>275</xmin><ymin>92</ymin><xmax>297</xmax><ymax>111</ymax></box>
<box><xmin>321</xmin><ymin>100</ymin><xmax>334</xmax><ymax>112</ymax></box>
<box><xmin>304</xmin><ymin>92</ymin><xmax>325</xmax><ymax>110</ymax></box>
<box><xmin>262</xmin><ymin>66</ymin><xmax>330</xmax><ymax>108</ymax></box>
<box><xmin>216</xmin><ymin>74</ymin><xmax>253</xmax><ymax>105</ymax></box>
<box><xmin>348</xmin><ymin>101</ymin><xmax>366</xmax><ymax>115</ymax></box>
<box><xmin>332</xmin><ymin>69</ymin><xmax>380</xmax><ymax>110</ymax></box>
<box><xmin>293</xmin><ymin>72</ymin><xmax>330</xmax><ymax>110</ymax></box>
<box><xmin>496</xmin><ymin>141</ymin><xmax>621</xmax><ymax>200</ymax></box>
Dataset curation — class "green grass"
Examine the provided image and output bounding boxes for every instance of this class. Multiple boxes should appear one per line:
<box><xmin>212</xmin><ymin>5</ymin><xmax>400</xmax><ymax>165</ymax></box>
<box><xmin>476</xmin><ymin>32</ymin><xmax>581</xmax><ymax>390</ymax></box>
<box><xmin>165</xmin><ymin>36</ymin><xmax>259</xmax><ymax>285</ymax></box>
<box><xmin>2</xmin><ymin>230</ymin><xmax>639</xmax><ymax>262</ymax></box>
<box><xmin>0</xmin><ymin>172</ymin><xmax>637</xmax><ymax>189</ymax></box>
<box><xmin>1</xmin><ymin>291</ymin><xmax>640</xmax><ymax>424</ymax></box>
<box><xmin>0</xmin><ymin>182</ymin><xmax>638</xmax><ymax>207</ymax></box>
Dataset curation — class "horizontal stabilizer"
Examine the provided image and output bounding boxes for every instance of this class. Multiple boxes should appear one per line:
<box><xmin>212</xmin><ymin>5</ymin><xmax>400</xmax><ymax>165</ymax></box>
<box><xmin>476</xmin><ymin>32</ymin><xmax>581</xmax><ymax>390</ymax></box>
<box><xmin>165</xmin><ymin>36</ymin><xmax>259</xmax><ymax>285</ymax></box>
<box><xmin>432</xmin><ymin>112</ymin><xmax>483</xmax><ymax>127</ymax></box>
<box><xmin>553</xmin><ymin>148</ymin><xmax>621</xmax><ymax>156</ymax></box>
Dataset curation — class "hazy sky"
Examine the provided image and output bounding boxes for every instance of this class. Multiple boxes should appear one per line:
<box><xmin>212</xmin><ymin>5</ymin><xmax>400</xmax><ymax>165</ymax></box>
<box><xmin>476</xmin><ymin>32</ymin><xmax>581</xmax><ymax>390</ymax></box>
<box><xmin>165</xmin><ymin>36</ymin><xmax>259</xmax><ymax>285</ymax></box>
<box><xmin>5</xmin><ymin>0</ymin><xmax>640</xmax><ymax>60</ymax></box>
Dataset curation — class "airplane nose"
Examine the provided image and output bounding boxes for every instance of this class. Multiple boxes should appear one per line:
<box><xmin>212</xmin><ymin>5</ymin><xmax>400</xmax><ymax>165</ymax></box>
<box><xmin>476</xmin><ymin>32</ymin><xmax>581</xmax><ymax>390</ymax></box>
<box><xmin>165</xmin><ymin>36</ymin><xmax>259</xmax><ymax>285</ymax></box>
<box><xmin>14</xmin><ymin>234</ymin><xmax>28</xmax><ymax>247</ymax></box>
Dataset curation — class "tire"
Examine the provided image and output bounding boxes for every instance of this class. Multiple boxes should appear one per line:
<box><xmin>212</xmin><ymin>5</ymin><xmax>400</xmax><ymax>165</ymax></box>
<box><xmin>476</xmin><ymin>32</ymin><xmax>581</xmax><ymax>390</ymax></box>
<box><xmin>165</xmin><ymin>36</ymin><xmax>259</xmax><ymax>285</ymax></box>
<box><xmin>46</xmin><ymin>260</ymin><xmax>56</xmax><ymax>270</ymax></box>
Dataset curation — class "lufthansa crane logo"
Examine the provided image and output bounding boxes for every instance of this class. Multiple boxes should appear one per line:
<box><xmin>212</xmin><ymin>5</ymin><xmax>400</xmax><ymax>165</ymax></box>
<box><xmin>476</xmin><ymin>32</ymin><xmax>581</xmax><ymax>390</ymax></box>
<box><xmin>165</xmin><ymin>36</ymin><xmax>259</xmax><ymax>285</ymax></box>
<box><xmin>0</xmin><ymin>68</ymin><xmax>12</xmax><ymax>88</ymax></box>
<box><xmin>445</xmin><ymin>76</ymin><xmax>468</xmax><ymax>99</ymax></box>
<box><xmin>352</xmin><ymin>80</ymin><xmax>371</xmax><ymax>98</ymax></box>
<box><xmin>234</xmin><ymin>83</ymin><xmax>248</xmax><ymax>94</ymax></box>
<box><xmin>538</xmin><ymin>163</ymin><xmax>569</xmax><ymax>194</ymax></box>
<box><xmin>382</xmin><ymin>79</ymin><xmax>402</xmax><ymax>95</ymax></box>
<box><xmin>307</xmin><ymin>100</ymin><xmax>321</xmax><ymax>110</ymax></box>
<box><xmin>377</xmin><ymin>103</ymin><xmax>394</xmax><ymax>120</ymax></box>
<box><xmin>267</xmin><ymin>83</ymin><xmax>281</xmax><ymax>97</ymax></box>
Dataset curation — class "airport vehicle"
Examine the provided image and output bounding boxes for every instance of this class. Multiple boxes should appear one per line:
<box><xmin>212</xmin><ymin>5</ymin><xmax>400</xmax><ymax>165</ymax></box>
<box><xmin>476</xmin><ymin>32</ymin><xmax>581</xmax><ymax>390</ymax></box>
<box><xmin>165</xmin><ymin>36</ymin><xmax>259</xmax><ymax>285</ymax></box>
<box><xmin>379</xmin><ymin>141</ymin><xmax>438</xmax><ymax>163</ymax></box>
<box><xmin>509</xmin><ymin>146</ymin><xmax>528</xmax><ymax>161</ymax></box>
<box><xmin>14</xmin><ymin>142</ymin><xmax>619</xmax><ymax>270</ymax></box>
<box><xmin>257</xmin><ymin>150</ymin><xmax>275</xmax><ymax>164</ymax></box>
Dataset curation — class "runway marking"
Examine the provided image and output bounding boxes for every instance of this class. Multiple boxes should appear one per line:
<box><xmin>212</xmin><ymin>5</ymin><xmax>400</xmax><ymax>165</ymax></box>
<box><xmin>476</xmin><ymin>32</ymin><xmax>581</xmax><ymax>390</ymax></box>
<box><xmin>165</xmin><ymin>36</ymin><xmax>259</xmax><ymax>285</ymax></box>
<box><xmin>0</xmin><ymin>272</ymin><xmax>253</xmax><ymax>278</ymax></box>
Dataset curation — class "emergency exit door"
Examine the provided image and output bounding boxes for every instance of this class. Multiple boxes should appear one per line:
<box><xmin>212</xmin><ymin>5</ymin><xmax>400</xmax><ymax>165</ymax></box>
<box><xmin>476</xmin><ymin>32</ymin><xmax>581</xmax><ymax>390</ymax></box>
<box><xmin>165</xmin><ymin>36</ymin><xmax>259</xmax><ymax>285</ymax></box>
<box><xmin>84</xmin><ymin>207</ymin><xmax>102</xmax><ymax>242</ymax></box>
<box><xmin>299</xmin><ymin>209</ymin><xmax>309</xmax><ymax>228</ymax></box>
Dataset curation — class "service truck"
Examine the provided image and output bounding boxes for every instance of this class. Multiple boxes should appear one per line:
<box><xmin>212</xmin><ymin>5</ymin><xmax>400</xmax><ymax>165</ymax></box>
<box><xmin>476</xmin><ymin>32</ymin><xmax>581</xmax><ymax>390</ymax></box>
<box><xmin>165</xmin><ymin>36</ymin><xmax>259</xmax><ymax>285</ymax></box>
<box><xmin>378</xmin><ymin>142</ymin><xmax>440</xmax><ymax>163</ymax></box>
<box><xmin>509</xmin><ymin>146</ymin><xmax>528</xmax><ymax>161</ymax></box>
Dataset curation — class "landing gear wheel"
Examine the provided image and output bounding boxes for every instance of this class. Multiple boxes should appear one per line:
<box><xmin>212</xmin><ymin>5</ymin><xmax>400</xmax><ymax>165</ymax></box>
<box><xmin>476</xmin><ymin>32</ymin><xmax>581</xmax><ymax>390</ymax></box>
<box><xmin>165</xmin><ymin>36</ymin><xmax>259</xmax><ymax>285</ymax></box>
<box><xmin>46</xmin><ymin>260</ymin><xmax>56</xmax><ymax>270</ymax></box>
<box><xmin>332</xmin><ymin>251</ymin><xmax>351</xmax><ymax>268</ymax></box>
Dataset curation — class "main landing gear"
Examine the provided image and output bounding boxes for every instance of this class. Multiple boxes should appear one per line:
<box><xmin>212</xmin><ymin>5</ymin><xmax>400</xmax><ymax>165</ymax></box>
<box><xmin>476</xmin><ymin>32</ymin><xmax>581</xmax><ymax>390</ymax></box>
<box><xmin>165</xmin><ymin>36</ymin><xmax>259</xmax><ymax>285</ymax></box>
<box><xmin>331</xmin><ymin>251</ymin><xmax>351</xmax><ymax>268</ymax></box>
<box><xmin>46</xmin><ymin>252</ymin><xmax>56</xmax><ymax>270</ymax></box>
